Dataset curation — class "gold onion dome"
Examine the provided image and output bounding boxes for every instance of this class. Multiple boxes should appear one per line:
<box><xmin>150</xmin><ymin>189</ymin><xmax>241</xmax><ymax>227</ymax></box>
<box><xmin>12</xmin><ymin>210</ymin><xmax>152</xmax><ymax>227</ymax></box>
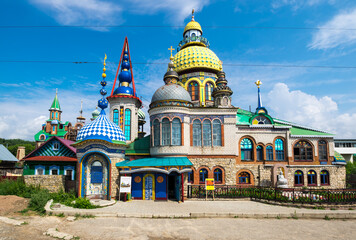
<box><xmin>183</xmin><ymin>20</ymin><xmax>202</xmax><ymax>36</ymax></box>
<box><xmin>173</xmin><ymin>46</ymin><xmax>222</xmax><ymax>73</ymax></box>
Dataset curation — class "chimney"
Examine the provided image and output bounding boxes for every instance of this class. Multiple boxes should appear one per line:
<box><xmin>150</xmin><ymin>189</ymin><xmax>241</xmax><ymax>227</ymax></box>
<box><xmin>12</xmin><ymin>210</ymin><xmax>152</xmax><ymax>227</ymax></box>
<box><xmin>16</xmin><ymin>146</ymin><xmax>26</xmax><ymax>160</ymax></box>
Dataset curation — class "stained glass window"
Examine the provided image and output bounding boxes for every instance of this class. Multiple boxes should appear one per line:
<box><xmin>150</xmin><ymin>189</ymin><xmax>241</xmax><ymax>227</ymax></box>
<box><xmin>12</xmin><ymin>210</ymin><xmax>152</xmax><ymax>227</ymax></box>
<box><xmin>199</xmin><ymin>168</ymin><xmax>208</xmax><ymax>183</ymax></box>
<box><xmin>275</xmin><ymin>139</ymin><xmax>284</xmax><ymax>161</ymax></box>
<box><xmin>238</xmin><ymin>172</ymin><xmax>250</xmax><ymax>184</ymax></box>
<box><xmin>294</xmin><ymin>170</ymin><xmax>303</xmax><ymax>186</ymax></box>
<box><xmin>205</xmin><ymin>82</ymin><xmax>214</xmax><ymax>101</ymax></box>
<box><xmin>257</xmin><ymin>145</ymin><xmax>263</xmax><ymax>161</ymax></box>
<box><xmin>124</xmin><ymin>109</ymin><xmax>131</xmax><ymax>141</ymax></box>
<box><xmin>203</xmin><ymin>119</ymin><xmax>212</xmax><ymax>146</ymax></box>
<box><xmin>193</xmin><ymin>119</ymin><xmax>202</xmax><ymax>146</ymax></box>
<box><xmin>307</xmin><ymin>170</ymin><xmax>317</xmax><ymax>185</ymax></box>
<box><xmin>113</xmin><ymin>109</ymin><xmax>119</xmax><ymax>125</ymax></box>
<box><xmin>318</xmin><ymin>140</ymin><xmax>327</xmax><ymax>161</ymax></box>
<box><xmin>188</xmin><ymin>81</ymin><xmax>199</xmax><ymax>101</ymax></box>
<box><xmin>320</xmin><ymin>170</ymin><xmax>329</xmax><ymax>185</ymax></box>
<box><xmin>214</xmin><ymin>168</ymin><xmax>223</xmax><ymax>183</ymax></box>
<box><xmin>266</xmin><ymin>145</ymin><xmax>273</xmax><ymax>161</ymax></box>
<box><xmin>172</xmin><ymin>118</ymin><xmax>181</xmax><ymax>146</ymax></box>
<box><xmin>212</xmin><ymin>119</ymin><xmax>222</xmax><ymax>146</ymax></box>
<box><xmin>153</xmin><ymin>119</ymin><xmax>160</xmax><ymax>146</ymax></box>
<box><xmin>241</xmin><ymin>138</ymin><xmax>253</xmax><ymax>160</ymax></box>
<box><xmin>294</xmin><ymin>141</ymin><xmax>313</xmax><ymax>161</ymax></box>
<box><xmin>162</xmin><ymin>118</ymin><xmax>171</xmax><ymax>146</ymax></box>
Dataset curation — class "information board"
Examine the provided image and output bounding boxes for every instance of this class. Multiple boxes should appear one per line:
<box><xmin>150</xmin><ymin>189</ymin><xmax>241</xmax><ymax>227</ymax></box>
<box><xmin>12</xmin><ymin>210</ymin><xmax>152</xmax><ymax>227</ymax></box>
<box><xmin>119</xmin><ymin>176</ymin><xmax>132</xmax><ymax>193</ymax></box>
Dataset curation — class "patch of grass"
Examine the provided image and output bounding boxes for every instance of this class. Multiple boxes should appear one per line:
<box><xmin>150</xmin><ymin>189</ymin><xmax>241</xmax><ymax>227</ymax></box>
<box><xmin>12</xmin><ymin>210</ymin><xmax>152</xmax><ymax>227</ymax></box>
<box><xmin>348</xmin><ymin>208</ymin><xmax>354</xmax><ymax>210</ymax></box>
<box><xmin>276</xmin><ymin>215</ymin><xmax>281</xmax><ymax>219</ymax></box>
<box><xmin>81</xmin><ymin>214</ymin><xmax>95</xmax><ymax>218</ymax></box>
<box><xmin>291</xmin><ymin>211</ymin><xmax>298</xmax><ymax>220</ymax></box>
<box><xmin>56</xmin><ymin>213</ymin><xmax>65</xmax><ymax>218</ymax></box>
<box><xmin>314</xmin><ymin>206</ymin><xmax>325</xmax><ymax>210</ymax></box>
<box><xmin>324</xmin><ymin>215</ymin><xmax>331</xmax><ymax>221</ymax></box>
<box><xmin>73</xmin><ymin>237</ymin><xmax>80</xmax><ymax>240</ymax></box>
<box><xmin>234</xmin><ymin>215</ymin><xmax>239</xmax><ymax>218</ymax></box>
<box><xmin>330</xmin><ymin>208</ymin><xmax>337</xmax><ymax>210</ymax></box>
<box><xmin>21</xmin><ymin>221</ymin><xmax>28</xmax><ymax>225</ymax></box>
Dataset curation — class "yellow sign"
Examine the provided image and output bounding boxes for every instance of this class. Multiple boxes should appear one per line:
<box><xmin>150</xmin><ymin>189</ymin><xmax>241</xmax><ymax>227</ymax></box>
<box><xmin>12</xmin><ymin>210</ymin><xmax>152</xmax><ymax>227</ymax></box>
<box><xmin>205</xmin><ymin>178</ymin><xmax>214</xmax><ymax>190</ymax></box>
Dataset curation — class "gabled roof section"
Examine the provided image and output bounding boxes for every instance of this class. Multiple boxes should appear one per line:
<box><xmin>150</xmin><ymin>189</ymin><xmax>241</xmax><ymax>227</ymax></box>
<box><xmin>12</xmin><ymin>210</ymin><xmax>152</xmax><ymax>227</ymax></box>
<box><xmin>24</xmin><ymin>136</ymin><xmax>76</xmax><ymax>160</ymax></box>
<box><xmin>0</xmin><ymin>144</ymin><xmax>18</xmax><ymax>162</ymax></box>
<box><xmin>125</xmin><ymin>135</ymin><xmax>150</xmax><ymax>155</ymax></box>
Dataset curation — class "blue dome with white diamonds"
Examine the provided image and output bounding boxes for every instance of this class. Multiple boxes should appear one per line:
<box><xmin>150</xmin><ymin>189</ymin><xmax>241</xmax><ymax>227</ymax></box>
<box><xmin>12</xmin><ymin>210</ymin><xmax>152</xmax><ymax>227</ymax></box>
<box><xmin>76</xmin><ymin>110</ymin><xmax>126</xmax><ymax>143</ymax></box>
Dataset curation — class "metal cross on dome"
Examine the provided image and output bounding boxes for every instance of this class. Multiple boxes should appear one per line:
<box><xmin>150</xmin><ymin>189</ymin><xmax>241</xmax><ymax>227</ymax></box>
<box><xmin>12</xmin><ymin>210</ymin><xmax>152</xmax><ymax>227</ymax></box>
<box><xmin>168</xmin><ymin>46</ymin><xmax>175</xmax><ymax>58</ymax></box>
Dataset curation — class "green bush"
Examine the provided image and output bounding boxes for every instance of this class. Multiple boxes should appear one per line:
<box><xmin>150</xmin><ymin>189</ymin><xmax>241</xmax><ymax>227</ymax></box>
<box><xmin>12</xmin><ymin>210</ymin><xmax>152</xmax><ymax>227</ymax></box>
<box><xmin>71</xmin><ymin>198</ymin><xmax>96</xmax><ymax>209</ymax></box>
<box><xmin>28</xmin><ymin>190</ymin><xmax>51</xmax><ymax>213</ymax></box>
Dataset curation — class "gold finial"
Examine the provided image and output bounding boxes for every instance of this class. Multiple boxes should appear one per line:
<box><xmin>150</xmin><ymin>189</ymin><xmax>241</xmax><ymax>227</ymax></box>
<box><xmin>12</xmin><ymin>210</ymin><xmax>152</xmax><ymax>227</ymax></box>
<box><xmin>168</xmin><ymin>46</ymin><xmax>175</xmax><ymax>59</ymax></box>
<box><xmin>192</xmin><ymin>9</ymin><xmax>195</xmax><ymax>21</ymax></box>
<box><xmin>102</xmin><ymin>54</ymin><xmax>107</xmax><ymax>78</ymax></box>
<box><xmin>255</xmin><ymin>80</ymin><xmax>262</xmax><ymax>88</ymax></box>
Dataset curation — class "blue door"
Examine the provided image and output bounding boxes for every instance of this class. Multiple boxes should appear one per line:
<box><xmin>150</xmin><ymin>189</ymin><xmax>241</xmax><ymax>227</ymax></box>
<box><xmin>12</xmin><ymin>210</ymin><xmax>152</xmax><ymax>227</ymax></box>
<box><xmin>144</xmin><ymin>175</ymin><xmax>153</xmax><ymax>200</ymax></box>
<box><xmin>175</xmin><ymin>175</ymin><xmax>181</xmax><ymax>201</ymax></box>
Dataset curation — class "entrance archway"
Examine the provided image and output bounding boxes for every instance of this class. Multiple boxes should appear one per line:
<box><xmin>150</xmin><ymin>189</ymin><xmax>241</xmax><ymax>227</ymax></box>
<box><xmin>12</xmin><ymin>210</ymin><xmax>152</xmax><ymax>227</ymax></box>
<box><xmin>143</xmin><ymin>174</ymin><xmax>155</xmax><ymax>200</ymax></box>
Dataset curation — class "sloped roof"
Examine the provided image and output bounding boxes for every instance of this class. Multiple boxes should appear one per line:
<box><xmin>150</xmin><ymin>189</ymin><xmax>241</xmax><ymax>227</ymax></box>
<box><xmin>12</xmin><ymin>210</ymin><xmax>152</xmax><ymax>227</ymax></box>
<box><xmin>116</xmin><ymin>157</ymin><xmax>192</xmax><ymax>167</ymax></box>
<box><xmin>125</xmin><ymin>136</ymin><xmax>150</xmax><ymax>155</ymax></box>
<box><xmin>0</xmin><ymin>144</ymin><xmax>18</xmax><ymax>162</ymax></box>
<box><xmin>24</xmin><ymin>156</ymin><xmax>76</xmax><ymax>162</ymax></box>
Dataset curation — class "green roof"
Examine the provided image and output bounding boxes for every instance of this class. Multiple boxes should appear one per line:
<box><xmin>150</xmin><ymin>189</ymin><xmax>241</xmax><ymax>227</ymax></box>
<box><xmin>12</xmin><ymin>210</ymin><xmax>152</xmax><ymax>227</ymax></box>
<box><xmin>34</xmin><ymin>128</ymin><xmax>68</xmax><ymax>141</ymax></box>
<box><xmin>125</xmin><ymin>135</ymin><xmax>150</xmax><ymax>155</ymax></box>
<box><xmin>290</xmin><ymin>126</ymin><xmax>332</xmax><ymax>136</ymax></box>
<box><xmin>116</xmin><ymin>157</ymin><xmax>193</xmax><ymax>168</ymax></box>
<box><xmin>236</xmin><ymin>109</ymin><xmax>252</xmax><ymax>125</ymax></box>
<box><xmin>334</xmin><ymin>151</ymin><xmax>346</xmax><ymax>162</ymax></box>
<box><xmin>50</xmin><ymin>92</ymin><xmax>61</xmax><ymax>110</ymax></box>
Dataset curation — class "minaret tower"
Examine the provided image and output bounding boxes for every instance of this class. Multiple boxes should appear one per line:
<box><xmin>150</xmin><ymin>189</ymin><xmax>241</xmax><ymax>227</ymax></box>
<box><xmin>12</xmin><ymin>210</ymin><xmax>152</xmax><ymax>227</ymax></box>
<box><xmin>49</xmin><ymin>89</ymin><xmax>62</xmax><ymax>121</ymax></box>
<box><xmin>107</xmin><ymin>37</ymin><xmax>143</xmax><ymax>143</ymax></box>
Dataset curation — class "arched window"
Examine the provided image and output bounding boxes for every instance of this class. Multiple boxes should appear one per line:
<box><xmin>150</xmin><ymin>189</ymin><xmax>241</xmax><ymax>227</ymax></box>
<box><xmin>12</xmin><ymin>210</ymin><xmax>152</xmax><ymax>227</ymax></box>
<box><xmin>294</xmin><ymin>170</ymin><xmax>304</xmax><ymax>186</ymax></box>
<box><xmin>113</xmin><ymin>109</ymin><xmax>119</xmax><ymax>125</ymax></box>
<box><xmin>266</xmin><ymin>145</ymin><xmax>273</xmax><ymax>161</ymax></box>
<box><xmin>318</xmin><ymin>140</ymin><xmax>328</xmax><ymax>161</ymax></box>
<box><xmin>199</xmin><ymin>168</ymin><xmax>208</xmax><ymax>183</ymax></box>
<box><xmin>53</xmin><ymin>142</ymin><xmax>59</xmax><ymax>151</ymax></box>
<box><xmin>214</xmin><ymin>168</ymin><xmax>223</xmax><ymax>184</ymax></box>
<box><xmin>193</xmin><ymin>119</ymin><xmax>202</xmax><ymax>146</ymax></box>
<box><xmin>241</xmin><ymin>138</ymin><xmax>253</xmax><ymax>161</ymax></box>
<box><xmin>49</xmin><ymin>166</ymin><xmax>59</xmax><ymax>175</ymax></box>
<box><xmin>320</xmin><ymin>170</ymin><xmax>330</xmax><ymax>185</ymax></box>
<box><xmin>91</xmin><ymin>161</ymin><xmax>103</xmax><ymax>184</ymax></box>
<box><xmin>294</xmin><ymin>141</ymin><xmax>313</xmax><ymax>161</ymax></box>
<box><xmin>212</xmin><ymin>119</ymin><xmax>222</xmax><ymax>146</ymax></box>
<box><xmin>56</xmin><ymin>112</ymin><xmax>58</xmax><ymax>119</ymax></box>
<box><xmin>188</xmin><ymin>81</ymin><xmax>199</xmax><ymax>101</ymax></box>
<box><xmin>205</xmin><ymin>82</ymin><xmax>214</xmax><ymax>101</ymax></box>
<box><xmin>203</xmin><ymin>119</ymin><xmax>212</xmax><ymax>146</ymax></box>
<box><xmin>256</xmin><ymin>145</ymin><xmax>263</xmax><ymax>161</ymax></box>
<box><xmin>153</xmin><ymin>119</ymin><xmax>160</xmax><ymax>146</ymax></box>
<box><xmin>188</xmin><ymin>170</ymin><xmax>194</xmax><ymax>183</ymax></box>
<box><xmin>238</xmin><ymin>172</ymin><xmax>250</xmax><ymax>184</ymax></box>
<box><xmin>124</xmin><ymin>109</ymin><xmax>131</xmax><ymax>140</ymax></box>
<box><xmin>52</xmin><ymin>126</ymin><xmax>56</xmax><ymax>132</ymax></box>
<box><xmin>307</xmin><ymin>170</ymin><xmax>317</xmax><ymax>186</ymax></box>
<box><xmin>52</xmin><ymin>112</ymin><xmax>54</xmax><ymax>119</ymax></box>
<box><xmin>172</xmin><ymin>118</ymin><xmax>181</xmax><ymax>146</ymax></box>
<box><xmin>275</xmin><ymin>139</ymin><xmax>284</xmax><ymax>161</ymax></box>
<box><xmin>162</xmin><ymin>118</ymin><xmax>171</xmax><ymax>146</ymax></box>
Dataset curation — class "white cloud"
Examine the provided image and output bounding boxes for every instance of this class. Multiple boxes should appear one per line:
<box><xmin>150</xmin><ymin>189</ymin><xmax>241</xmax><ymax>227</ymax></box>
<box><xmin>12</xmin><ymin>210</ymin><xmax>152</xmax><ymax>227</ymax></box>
<box><xmin>266</xmin><ymin>83</ymin><xmax>356</xmax><ymax>138</ymax></box>
<box><xmin>309</xmin><ymin>8</ymin><xmax>356</xmax><ymax>49</ymax></box>
<box><xmin>271</xmin><ymin>0</ymin><xmax>330</xmax><ymax>10</ymax></box>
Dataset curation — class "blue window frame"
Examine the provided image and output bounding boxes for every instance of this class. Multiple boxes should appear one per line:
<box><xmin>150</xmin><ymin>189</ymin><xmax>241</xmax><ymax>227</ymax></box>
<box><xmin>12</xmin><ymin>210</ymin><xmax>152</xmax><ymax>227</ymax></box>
<box><xmin>124</xmin><ymin>109</ymin><xmax>131</xmax><ymax>140</ymax></box>
<box><xmin>214</xmin><ymin>168</ymin><xmax>223</xmax><ymax>183</ymax></box>
<box><xmin>199</xmin><ymin>168</ymin><xmax>208</xmax><ymax>183</ymax></box>
<box><xmin>275</xmin><ymin>139</ymin><xmax>284</xmax><ymax>161</ymax></box>
<box><xmin>320</xmin><ymin>170</ymin><xmax>329</xmax><ymax>185</ymax></box>
<box><xmin>49</xmin><ymin>165</ymin><xmax>59</xmax><ymax>175</ymax></box>
<box><xmin>241</xmin><ymin>138</ymin><xmax>253</xmax><ymax>160</ymax></box>
<box><xmin>193</xmin><ymin>119</ymin><xmax>202</xmax><ymax>146</ymax></box>
<box><xmin>91</xmin><ymin>161</ymin><xmax>103</xmax><ymax>184</ymax></box>
<box><xmin>266</xmin><ymin>146</ymin><xmax>273</xmax><ymax>160</ymax></box>
<box><xmin>294</xmin><ymin>170</ymin><xmax>303</xmax><ymax>186</ymax></box>
<box><xmin>153</xmin><ymin>119</ymin><xmax>160</xmax><ymax>146</ymax></box>
<box><xmin>238</xmin><ymin>172</ymin><xmax>250</xmax><ymax>184</ymax></box>
<box><xmin>203</xmin><ymin>119</ymin><xmax>212</xmax><ymax>146</ymax></box>
<box><xmin>172</xmin><ymin>118</ymin><xmax>181</xmax><ymax>146</ymax></box>
<box><xmin>188</xmin><ymin>170</ymin><xmax>194</xmax><ymax>183</ymax></box>
<box><xmin>257</xmin><ymin>145</ymin><xmax>263</xmax><ymax>161</ymax></box>
<box><xmin>162</xmin><ymin>118</ymin><xmax>171</xmax><ymax>146</ymax></box>
<box><xmin>113</xmin><ymin>109</ymin><xmax>119</xmax><ymax>125</ymax></box>
<box><xmin>307</xmin><ymin>170</ymin><xmax>317</xmax><ymax>186</ymax></box>
<box><xmin>212</xmin><ymin>119</ymin><xmax>222</xmax><ymax>146</ymax></box>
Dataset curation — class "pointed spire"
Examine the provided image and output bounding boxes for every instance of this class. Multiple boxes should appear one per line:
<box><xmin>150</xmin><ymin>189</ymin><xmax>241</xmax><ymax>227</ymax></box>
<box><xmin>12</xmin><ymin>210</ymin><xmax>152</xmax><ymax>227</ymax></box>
<box><xmin>50</xmin><ymin>89</ymin><xmax>61</xmax><ymax>111</ymax></box>
<box><xmin>191</xmin><ymin>9</ymin><xmax>195</xmax><ymax>21</ymax></box>
<box><xmin>255</xmin><ymin>80</ymin><xmax>263</xmax><ymax>109</ymax></box>
<box><xmin>98</xmin><ymin>54</ymin><xmax>109</xmax><ymax>112</ymax></box>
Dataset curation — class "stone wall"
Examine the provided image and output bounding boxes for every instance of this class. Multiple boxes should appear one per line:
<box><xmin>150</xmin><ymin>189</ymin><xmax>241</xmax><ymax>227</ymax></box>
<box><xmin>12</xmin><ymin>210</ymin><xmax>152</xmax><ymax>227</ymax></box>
<box><xmin>24</xmin><ymin>175</ymin><xmax>65</xmax><ymax>193</ymax></box>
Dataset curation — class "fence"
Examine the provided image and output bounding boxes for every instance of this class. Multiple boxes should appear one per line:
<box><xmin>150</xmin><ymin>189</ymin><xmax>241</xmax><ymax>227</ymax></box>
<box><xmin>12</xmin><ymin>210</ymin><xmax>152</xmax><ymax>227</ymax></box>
<box><xmin>187</xmin><ymin>185</ymin><xmax>356</xmax><ymax>204</ymax></box>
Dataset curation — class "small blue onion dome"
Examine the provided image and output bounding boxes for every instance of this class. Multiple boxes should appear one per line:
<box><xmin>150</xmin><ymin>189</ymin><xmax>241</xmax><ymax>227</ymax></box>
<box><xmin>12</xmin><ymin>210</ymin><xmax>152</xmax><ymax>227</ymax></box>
<box><xmin>119</xmin><ymin>70</ymin><xmax>132</xmax><ymax>84</ymax></box>
<box><xmin>138</xmin><ymin>108</ymin><xmax>145</xmax><ymax>120</ymax></box>
<box><xmin>113</xmin><ymin>86</ymin><xmax>133</xmax><ymax>95</ymax></box>
<box><xmin>51</xmin><ymin>120</ymin><xmax>59</xmax><ymax>125</ymax></box>
<box><xmin>76</xmin><ymin>110</ymin><xmax>126</xmax><ymax>143</ymax></box>
<box><xmin>122</xmin><ymin>61</ymin><xmax>130</xmax><ymax>69</ymax></box>
<box><xmin>151</xmin><ymin>84</ymin><xmax>191</xmax><ymax>103</ymax></box>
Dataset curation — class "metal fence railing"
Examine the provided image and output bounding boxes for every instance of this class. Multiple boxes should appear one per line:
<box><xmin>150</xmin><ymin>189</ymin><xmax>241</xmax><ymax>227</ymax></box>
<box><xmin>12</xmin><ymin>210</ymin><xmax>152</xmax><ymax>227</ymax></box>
<box><xmin>187</xmin><ymin>185</ymin><xmax>356</xmax><ymax>204</ymax></box>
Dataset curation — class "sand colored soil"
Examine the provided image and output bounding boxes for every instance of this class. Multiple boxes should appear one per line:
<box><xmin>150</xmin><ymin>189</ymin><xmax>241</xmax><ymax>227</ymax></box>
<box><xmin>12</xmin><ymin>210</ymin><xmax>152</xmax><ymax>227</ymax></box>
<box><xmin>0</xmin><ymin>195</ymin><xmax>29</xmax><ymax>215</ymax></box>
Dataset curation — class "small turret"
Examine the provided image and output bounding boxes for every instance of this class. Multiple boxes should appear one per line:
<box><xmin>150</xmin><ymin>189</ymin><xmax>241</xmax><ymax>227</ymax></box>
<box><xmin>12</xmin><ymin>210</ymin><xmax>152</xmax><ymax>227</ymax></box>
<box><xmin>212</xmin><ymin>71</ymin><xmax>233</xmax><ymax>108</ymax></box>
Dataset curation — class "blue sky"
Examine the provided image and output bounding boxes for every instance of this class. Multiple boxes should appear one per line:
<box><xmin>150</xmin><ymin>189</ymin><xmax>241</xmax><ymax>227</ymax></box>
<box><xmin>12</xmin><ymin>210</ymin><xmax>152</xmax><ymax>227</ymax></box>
<box><xmin>1</xmin><ymin>0</ymin><xmax>356</xmax><ymax>140</ymax></box>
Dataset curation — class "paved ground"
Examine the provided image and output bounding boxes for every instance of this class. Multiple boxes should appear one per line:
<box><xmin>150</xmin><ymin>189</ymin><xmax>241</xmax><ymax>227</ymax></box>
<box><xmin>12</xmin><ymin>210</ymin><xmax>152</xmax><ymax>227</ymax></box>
<box><xmin>1</xmin><ymin>215</ymin><xmax>356</xmax><ymax>240</ymax></box>
<box><xmin>52</xmin><ymin>200</ymin><xmax>356</xmax><ymax>219</ymax></box>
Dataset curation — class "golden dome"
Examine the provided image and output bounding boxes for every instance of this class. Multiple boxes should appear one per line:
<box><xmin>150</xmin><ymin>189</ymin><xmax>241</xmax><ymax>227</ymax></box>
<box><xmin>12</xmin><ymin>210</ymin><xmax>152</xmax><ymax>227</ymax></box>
<box><xmin>173</xmin><ymin>45</ymin><xmax>222</xmax><ymax>73</ymax></box>
<box><xmin>183</xmin><ymin>20</ymin><xmax>203</xmax><ymax>36</ymax></box>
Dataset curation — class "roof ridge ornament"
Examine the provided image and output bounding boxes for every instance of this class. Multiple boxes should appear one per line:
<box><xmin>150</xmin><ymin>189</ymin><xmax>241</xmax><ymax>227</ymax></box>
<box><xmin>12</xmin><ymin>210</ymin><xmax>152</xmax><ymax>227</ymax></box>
<box><xmin>192</xmin><ymin>9</ymin><xmax>195</xmax><ymax>21</ymax></box>
<box><xmin>98</xmin><ymin>54</ymin><xmax>108</xmax><ymax>112</ymax></box>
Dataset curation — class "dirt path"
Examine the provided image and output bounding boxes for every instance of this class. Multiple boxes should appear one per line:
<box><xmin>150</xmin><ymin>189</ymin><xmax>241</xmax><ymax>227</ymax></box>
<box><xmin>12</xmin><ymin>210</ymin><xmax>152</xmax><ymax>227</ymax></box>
<box><xmin>0</xmin><ymin>196</ymin><xmax>29</xmax><ymax>216</ymax></box>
